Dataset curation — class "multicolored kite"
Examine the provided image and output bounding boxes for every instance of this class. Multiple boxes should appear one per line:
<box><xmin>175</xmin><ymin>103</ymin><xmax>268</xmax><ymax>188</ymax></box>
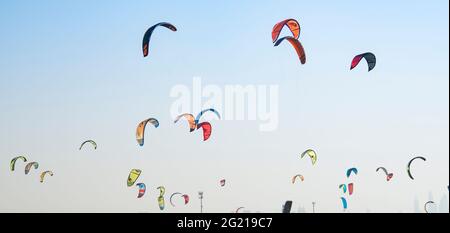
<box><xmin>350</xmin><ymin>53</ymin><xmax>376</xmax><ymax>72</ymax></box>
<box><xmin>127</xmin><ymin>169</ymin><xmax>141</xmax><ymax>187</ymax></box>
<box><xmin>136</xmin><ymin>183</ymin><xmax>146</xmax><ymax>198</ymax></box>
<box><xmin>136</xmin><ymin>118</ymin><xmax>159</xmax><ymax>146</ymax></box>
<box><xmin>25</xmin><ymin>162</ymin><xmax>39</xmax><ymax>175</ymax></box>
<box><xmin>376</xmin><ymin>167</ymin><xmax>394</xmax><ymax>182</ymax></box>
<box><xmin>292</xmin><ymin>174</ymin><xmax>305</xmax><ymax>184</ymax></box>
<box><xmin>174</xmin><ymin>113</ymin><xmax>197</xmax><ymax>132</ymax></box>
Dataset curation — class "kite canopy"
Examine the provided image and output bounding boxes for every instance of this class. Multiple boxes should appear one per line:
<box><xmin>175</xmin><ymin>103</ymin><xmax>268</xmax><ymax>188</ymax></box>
<box><xmin>348</xmin><ymin>183</ymin><xmax>354</xmax><ymax>196</ymax></box>
<box><xmin>136</xmin><ymin>118</ymin><xmax>160</xmax><ymax>146</ymax></box>
<box><xmin>407</xmin><ymin>156</ymin><xmax>427</xmax><ymax>180</ymax></box>
<box><xmin>170</xmin><ymin>193</ymin><xmax>189</xmax><ymax>207</ymax></box>
<box><xmin>157</xmin><ymin>186</ymin><xmax>166</xmax><ymax>197</ymax></box>
<box><xmin>197</xmin><ymin>122</ymin><xmax>212</xmax><ymax>141</ymax></box>
<box><xmin>136</xmin><ymin>183</ymin><xmax>146</xmax><ymax>198</ymax></box>
<box><xmin>195</xmin><ymin>109</ymin><xmax>221</xmax><ymax>124</ymax></box>
<box><xmin>40</xmin><ymin>171</ymin><xmax>54</xmax><ymax>183</ymax></box>
<box><xmin>157</xmin><ymin>186</ymin><xmax>166</xmax><ymax>210</ymax></box>
<box><xmin>386</xmin><ymin>173</ymin><xmax>394</xmax><ymax>182</ymax></box>
<box><xmin>292</xmin><ymin>174</ymin><xmax>305</xmax><ymax>184</ymax></box>
<box><xmin>220</xmin><ymin>179</ymin><xmax>226</xmax><ymax>187</ymax></box>
<box><xmin>339</xmin><ymin>184</ymin><xmax>348</xmax><ymax>194</ymax></box>
<box><xmin>142</xmin><ymin>22</ymin><xmax>177</xmax><ymax>57</ymax></box>
<box><xmin>182</xmin><ymin>195</ymin><xmax>190</xmax><ymax>205</ymax></box>
<box><xmin>25</xmin><ymin>162</ymin><xmax>39</xmax><ymax>175</ymax></box>
<box><xmin>10</xmin><ymin>156</ymin><xmax>27</xmax><ymax>172</ymax></box>
<box><xmin>170</xmin><ymin>192</ymin><xmax>182</xmax><ymax>207</ymax></box>
<box><xmin>79</xmin><ymin>140</ymin><xmax>97</xmax><ymax>150</ymax></box>
<box><xmin>346</xmin><ymin>168</ymin><xmax>358</xmax><ymax>178</ymax></box>
<box><xmin>235</xmin><ymin>207</ymin><xmax>245</xmax><ymax>213</ymax></box>
<box><xmin>424</xmin><ymin>201</ymin><xmax>435</xmax><ymax>213</ymax></box>
<box><xmin>350</xmin><ymin>53</ymin><xmax>376</xmax><ymax>72</ymax></box>
<box><xmin>341</xmin><ymin>197</ymin><xmax>348</xmax><ymax>210</ymax></box>
<box><xmin>174</xmin><ymin>113</ymin><xmax>197</xmax><ymax>132</ymax></box>
<box><xmin>158</xmin><ymin>196</ymin><xmax>165</xmax><ymax>211</ymax></box>
<box><xmin>377</xmin><ymin>167</ymin><xmax>394</xmax><ymax>181</ymax></box>
<box><xmin>376</xmin><ymin>167</ymin><xmax>388</xmax><ymax>175</ymax></box>
<box><xmin>301</xmin><ymin>149</ymin><xmax>317</xmax><ymax>165</ymax></box>
<box><xmin>272</xmin><ymin>19</ymin><xmax>301</xmax><ymax>43</ymax></box>
<box><xmin>274</xmin><ymin>36</ymin><xmax>306</xmax><ymax>64</ymax></box>
<box><xmin>127</xmin><ymin>169</ymin><xmax>141</xmax><ymax>187</ymax></box>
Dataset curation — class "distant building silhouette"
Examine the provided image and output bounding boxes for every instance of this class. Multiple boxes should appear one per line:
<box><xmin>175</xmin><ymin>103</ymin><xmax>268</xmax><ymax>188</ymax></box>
<box><xmin>439</xmin><ymin>194</ymin><xmax>449</xmax><ymax>213</ymax></box>
<box><xmin>282</xmin><ymin>201</ymin><xmax>293</xmax><ymax>213</ymax></box>
<box><xmin>428</xmin><ymin>192</ymin><xmax>437</xmax><ymax>213</ymax></box>
<box><xmin>414</xmin><ymin>197</ymin><xmax>420</xmax><ymax>213</ymax></box>
<box><xmin>297</xmin><ymin>206</ymin><xmax>307</xmax><ymax>213</ymax></box>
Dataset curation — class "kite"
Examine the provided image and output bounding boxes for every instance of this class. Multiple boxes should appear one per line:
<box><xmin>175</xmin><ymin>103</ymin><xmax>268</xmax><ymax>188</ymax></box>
<box><xmin>174</xmin><ymin>113</ymin><xmax>196</xmax><ymax>132</ymax></box>
<box><xmin>195</xmin><ymin>109</ymin><xmax>221</xmax><ymax>124</ymax></box>
<box><xmin>341</xmin><ymin>197</ymin><xmax>348</xmax><ymax>211</ymax></box>
<box><xmin>136</xmin><ymin>183</ymin><xmax>146</xmax><ymax>198</ymax></box>
<box><xmin>40</xmin><ymin>171</ymin><xmax>54</xmax><ymax>183</ymax></box>
<box><xmin>348</xmin><ymin>183</ymin><xmax>354</xmax><ymax>196</ymax></box>
<box><xmin>350</xmin><ymin>53</ymin><xmax>376</xmax><ymax>72</ymax></box>
<box><xmin>79</xmin><ymin>140</ymin><xmax>97</xmax><ymax>150</ymax></box>
<box><xmin>220</xmin><ymin>179</ymin><xmax>226</xmax><ymax>187</ymax></box>
<box><xmin>158</xmin><ymin>196</ymin><xmax>165</xmax><ymax>211</ymax></box>
<box><xmin>292</xmin><ymin>174</ymin><xmax>305</xmax><ymax>184</ymax></box>
<box><xmin>182</xmin><ymin>195</ymin><xmax>189</xmax><ymax>205</ymax></box>
<box><xmin>157</xmin><ymin>186</ymin><xmax>166</xmax><ymax>210</ymax></box>
<box><xmin>197</xmin><ymin>122</ymin><xmax>212</xmax><ymax>141</ymax></box>
<box><xmin>376</xmin><ymin>167</ymin><xmax>394</xmax><ymax>181</ymax></box>
<box><xmin>170</xmin><ymin>193</ymin><xmax>189</xmax><ymax>207</ymax></box>
<box><xmin>142</xmin><ymin>22</ymin><xmax>177</xmax><ymax>57</ymax></box>
<box><xmin>235</xmin><ymin>207</ymin><xmax>245</xmax><ymax>213</ymax></box>
<box><xmin>170</xmin><ymin>192</ymin><xmax>182</xmax><ymax>207</ymax></box>
<box><xmin>301</xmin><ymin>149</ymin><xmax>317</xmax><ymax>165</ymax></box>
<box><xmin>407</xmin><ymin>156</ymin><xmax>427</xmax><ymax>180</ymax></box>
<box><xmin>136</xmin><ymin>118</ymin><xmax>160</xmax><ymax>146</ymax></box>
<box><xmin>346</xmin><ymin>168</ymin><xmax>358</xmax><ymax>178</ymax></box>
<box><xmin>274</xmin><ymin>36</ymin><xmax>306</xmax><ymax>65</ymax></box>
<box><xmin>127</xmin><ymin>169</ymin><xmax>141</xmax><ymax>187</ymax></box>
<box><xmin>25</xmin><ymin>162</ymin><xmax>39</xmax><ymax>175</ymax></box>
<box><xmin>272</xmin><ymin>19</ymin><xmax>301</xmax><ymax>43</ymax></box>
<box><xmin>157</xmin><ymin>186</ymin><xmax>166</xmax><ymax>197</ymax></box>
<box><xmin>424</xmin><ymin>201</ymin><xmax>435</xmax><ymax>213</ymax></box>
<box><xmin>339</xmin><ymin>184</ymin><xmax>347</xmax><ymax>194</ymax></box>
<box><xmin>10</xmin><ymin>156</ymin><xmax>27</xmax><ymax>172</ymax></box>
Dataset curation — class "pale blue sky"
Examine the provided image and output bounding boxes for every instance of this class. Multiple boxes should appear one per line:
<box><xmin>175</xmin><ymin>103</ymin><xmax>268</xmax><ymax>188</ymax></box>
<box><xmin>0</xmin><ymin>0</ymin><xmax>448</xmax><ymax>213</ymax></box>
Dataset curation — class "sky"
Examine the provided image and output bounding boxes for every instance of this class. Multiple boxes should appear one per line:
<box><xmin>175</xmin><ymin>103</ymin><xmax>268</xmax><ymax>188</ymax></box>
<box><xmin>0</xmin><ymin>0</ymin><xmax>448</xmax><ymax>213</ymax></box>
